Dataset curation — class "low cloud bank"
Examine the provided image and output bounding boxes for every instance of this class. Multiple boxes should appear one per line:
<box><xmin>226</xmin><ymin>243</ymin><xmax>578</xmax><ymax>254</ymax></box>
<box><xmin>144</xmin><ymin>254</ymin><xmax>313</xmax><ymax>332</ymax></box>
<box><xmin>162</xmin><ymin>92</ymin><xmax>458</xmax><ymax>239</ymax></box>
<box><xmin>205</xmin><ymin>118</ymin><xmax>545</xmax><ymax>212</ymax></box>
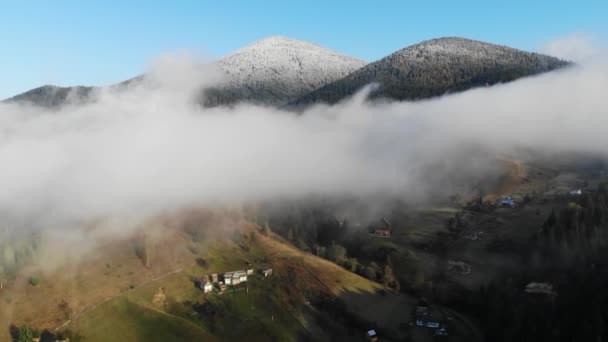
<box><xmin>0</xmin><ymin>39</ymin><xmax>607</xmax><ymax>236</ymax></box>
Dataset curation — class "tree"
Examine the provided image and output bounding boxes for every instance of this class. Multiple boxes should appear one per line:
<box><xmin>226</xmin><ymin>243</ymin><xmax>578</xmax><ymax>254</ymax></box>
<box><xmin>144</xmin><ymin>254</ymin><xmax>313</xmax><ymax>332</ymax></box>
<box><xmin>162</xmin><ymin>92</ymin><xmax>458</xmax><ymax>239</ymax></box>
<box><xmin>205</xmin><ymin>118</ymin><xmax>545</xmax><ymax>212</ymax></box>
<box><xmin>326</xmin><ymin>243</ymin><xmax>347</xmax><ymax>263</ymax></box>
<box><xmin>261</xmin><ymin>222</ymin><xmax>270</xmax><ymax>236</ymax></box>
<box><xmin>132</xmin><ymin>234</ymin><xmax>150</xmax><ymax>267</ymax></box>
<box><xmin>599</xmin><ymin>181</ymin><xmax>608</xmax><ymax>196</ymax></box>
<box><xmin>40</xmin><ymin>330</ymin><xmax>55</xmax><ymax>342</ymax></box>
<box><xmin>248</xmin><ymin>231</ymin><xmax>257</xmax><ymax>243</ymax></box>
<box><xmin>363</xmin><ymin>266</ymin><xmax>376</xmax><ymax>280</ymax></box>
<box><xmin>18</xmin><ymin>325</ymin><xmax>34</xmax><ymax>342</ymax></box>
<box><xmin>28</xmin><ymin>276</ymin><xmax>40</xmax><ymax>287</ymax></box>
<box><xmin>196</xmin><ymin>257</ymin><xmax>208</xmax><ymax>268</ymax></box>
<box><xmin>383</xmin><ymin>257</ymin><xmax>400</xmax><ymax>291</ymax></box>
<box><xmin>343</xmin><ymin>257</ymin><xmax>359</xmax><ymax>272</ymax></box>
<box><xmin>231</xmin><ymin>230</ymin><xmax>242</xmax><ymax>244</ymax></box>
<box><xmin>543</xmin><ymin>209</ymin><xmax>557</xmax><ymax>230</ymax></box>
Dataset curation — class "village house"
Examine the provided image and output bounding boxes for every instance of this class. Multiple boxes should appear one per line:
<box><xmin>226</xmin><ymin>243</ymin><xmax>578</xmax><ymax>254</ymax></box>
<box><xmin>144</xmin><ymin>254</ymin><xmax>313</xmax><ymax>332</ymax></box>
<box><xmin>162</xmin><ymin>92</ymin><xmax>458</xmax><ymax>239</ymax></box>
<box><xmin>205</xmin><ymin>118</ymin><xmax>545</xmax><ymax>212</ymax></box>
<box><xmin>262</xmin><ymin>267</ymin><xmax>273</xmax><ymax>277</ymax></box>
<box><xmin>210</xmin><ymin>273</ymin><xmax>219</xmax><ymax>283</ymax></box>
<box><xmin>196</xmin><ymin>278</ymin><xmax>213</xmax><ymax>293</ymax></box>
<box><xmin>224</xmin><ymin>272</ymin><xmax>234</xmax><ymax>285</ymax></box>
<box><xmin>500</xmin><ymin>196</ymin><xmax>516</xmax><ymax>208</ymax></box>
<box><xmin>225</xmin><ymin>270</ymin><xmax>246</xmax><ymax>285</ymax></box>
<box><xmin>235</xmin><ymin>270</ymin><xmax>248</xmax><ymax>281</ymax></box>
<box><xmin>195</xmin><ymin>275</ymin><xmax>209</xmax><ymax>287</ymax></box>
<box><xmin>203</xmin><ymin>281</ymin><xmax>213</xmax><ymax>293</ymax></box>
<box><xmin>220</xmin><ymin>270</ymin><xmax>252</xmax><ymax>287</ymax></box>
<box><xmin>569</xmin><ymin>189</ymin><xmax>583</xmax><ymax>196</ymax></box>
<box><xmin>369</xmin><ymin>217</ymin><xmax>391</xmax><ymax>237</ymax></box>
<box><xmin>366</xmin><ymin>329</ymin><xmax>378</xmax><ymax>342</ymax></box>
<box><xmin>246</xmin><ymin>268</ymin><xmax>254</xmax><ymax>275</ymax></box>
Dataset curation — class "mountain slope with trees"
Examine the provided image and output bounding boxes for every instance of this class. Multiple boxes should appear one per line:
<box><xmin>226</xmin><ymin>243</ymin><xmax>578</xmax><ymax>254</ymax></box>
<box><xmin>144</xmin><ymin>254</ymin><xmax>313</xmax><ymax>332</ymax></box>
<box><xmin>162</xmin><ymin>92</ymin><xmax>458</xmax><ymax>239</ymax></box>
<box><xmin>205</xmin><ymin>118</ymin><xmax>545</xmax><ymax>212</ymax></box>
<box><xmin>290</xmin><ymin>37</ymin><xmax>570</xmax><ymax>107</ymax></box>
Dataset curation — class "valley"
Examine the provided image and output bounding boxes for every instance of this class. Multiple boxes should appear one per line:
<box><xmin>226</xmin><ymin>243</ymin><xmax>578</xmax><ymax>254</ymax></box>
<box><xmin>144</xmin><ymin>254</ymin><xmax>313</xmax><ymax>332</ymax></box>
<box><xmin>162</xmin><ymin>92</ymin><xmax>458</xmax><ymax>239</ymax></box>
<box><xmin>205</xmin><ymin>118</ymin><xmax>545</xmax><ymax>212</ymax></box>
<box><xmin>3</xmin><ymin>155</ymin><xmax>607</xmax><ymax>341</ymax></box>
<box><xmin>0</xmin><ymin>11</ymin><xmax>605</xmax><ymax>340</ymax></box>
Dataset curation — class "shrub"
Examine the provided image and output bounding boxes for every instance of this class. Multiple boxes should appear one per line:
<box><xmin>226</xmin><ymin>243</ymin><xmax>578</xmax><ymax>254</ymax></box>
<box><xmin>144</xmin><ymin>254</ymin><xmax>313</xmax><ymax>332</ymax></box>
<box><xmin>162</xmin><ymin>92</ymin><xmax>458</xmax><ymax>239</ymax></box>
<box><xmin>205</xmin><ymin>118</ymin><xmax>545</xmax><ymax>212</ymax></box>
<box><xmin>28</xmin><ymin>276</ymin><xmax>40</xmax><ymax>287</ymax></box>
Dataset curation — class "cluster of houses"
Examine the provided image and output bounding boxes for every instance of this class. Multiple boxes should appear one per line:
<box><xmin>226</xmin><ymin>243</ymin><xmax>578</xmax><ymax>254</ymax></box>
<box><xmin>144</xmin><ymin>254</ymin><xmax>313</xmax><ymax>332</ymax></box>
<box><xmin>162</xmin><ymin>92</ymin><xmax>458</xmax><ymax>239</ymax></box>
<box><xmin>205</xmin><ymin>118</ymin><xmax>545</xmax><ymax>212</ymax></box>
<box><xmin>197</xmin><ymin>267</ymin><xmax>273</xmax><ymax>293</ymax></box>
<box><xmin>499</xmin><ymin>189</ymin><xmax>583</xmax><ymax>209</ymax></box>
<box><xmin>414</xmin><ymin>299</ymin><xmax>449</xmax><ymax>337</ymax></box>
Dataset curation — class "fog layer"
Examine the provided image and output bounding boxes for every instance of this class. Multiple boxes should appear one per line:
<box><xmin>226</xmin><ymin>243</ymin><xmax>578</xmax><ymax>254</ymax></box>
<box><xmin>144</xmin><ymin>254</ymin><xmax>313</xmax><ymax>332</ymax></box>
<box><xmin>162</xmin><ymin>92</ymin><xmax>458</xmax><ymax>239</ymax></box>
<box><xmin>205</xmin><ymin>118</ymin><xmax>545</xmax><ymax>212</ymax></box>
<box><xmin>0</xmin><ymin>49</ymin><xmax>607</xmax><ymax>233</ymax></box>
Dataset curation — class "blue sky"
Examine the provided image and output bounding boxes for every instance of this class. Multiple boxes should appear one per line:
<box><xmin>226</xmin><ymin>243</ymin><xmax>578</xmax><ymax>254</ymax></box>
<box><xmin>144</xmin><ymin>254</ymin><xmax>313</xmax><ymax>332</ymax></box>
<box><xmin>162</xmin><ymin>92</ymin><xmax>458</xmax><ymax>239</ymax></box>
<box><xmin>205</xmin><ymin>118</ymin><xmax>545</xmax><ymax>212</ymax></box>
<box><xmin>0</xmin><ymin>0</ymin><xmax>606</xmax><ymax>99</ymax></box>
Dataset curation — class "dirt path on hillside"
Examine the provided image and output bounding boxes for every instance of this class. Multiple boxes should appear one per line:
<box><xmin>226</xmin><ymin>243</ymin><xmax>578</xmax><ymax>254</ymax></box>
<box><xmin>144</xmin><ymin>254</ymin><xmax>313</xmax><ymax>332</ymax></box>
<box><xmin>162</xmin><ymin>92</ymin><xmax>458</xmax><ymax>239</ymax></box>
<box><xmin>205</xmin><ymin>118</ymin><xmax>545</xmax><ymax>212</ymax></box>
<box><xmin>54</xmin><ymin>268</ymin><xmax>183</xmax><ymax>331</ymax></box>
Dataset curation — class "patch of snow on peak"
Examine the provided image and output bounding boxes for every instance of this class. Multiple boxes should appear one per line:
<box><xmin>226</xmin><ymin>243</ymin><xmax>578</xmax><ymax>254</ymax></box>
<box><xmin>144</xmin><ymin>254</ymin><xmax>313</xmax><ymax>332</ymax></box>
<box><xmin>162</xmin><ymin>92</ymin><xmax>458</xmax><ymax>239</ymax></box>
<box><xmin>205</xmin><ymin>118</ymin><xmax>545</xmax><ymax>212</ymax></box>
<box><xmin>390</xmin><ymin>37</ymin><xmax>532</xmax><ymax>62</ymax></box>
<box><xmin>216</xmin><ymin>36</ymin><xmax>367</xmax><ymax>99</ymax></box>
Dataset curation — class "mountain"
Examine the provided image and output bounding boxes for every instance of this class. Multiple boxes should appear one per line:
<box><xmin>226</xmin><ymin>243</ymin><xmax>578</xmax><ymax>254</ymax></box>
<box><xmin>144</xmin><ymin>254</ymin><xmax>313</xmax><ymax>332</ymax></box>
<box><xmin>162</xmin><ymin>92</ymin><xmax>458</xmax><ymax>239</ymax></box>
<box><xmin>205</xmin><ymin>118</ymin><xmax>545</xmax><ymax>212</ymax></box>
<box><xmin>202</xmin><ymin>36</ymin><xmax>368</xmax><ymax>107</ymax></box>
<box><xmin>3</xmin><ymin>36</ymin><xmax>367</xmax><ymax>109</ymax></box>
<box><xmin>2</xmin><ymin>77</ymin><xmax>140</xmax><ymax>109</ymax></box>
<box><xmin>290</xmin><ymin>37</ymin><xmax>570</xmax><ymax>107</ymax></box>
<box><xmin>5</xmin><ymin>84</ymin><xmax>95</xmax><ymax>108</ymax></box>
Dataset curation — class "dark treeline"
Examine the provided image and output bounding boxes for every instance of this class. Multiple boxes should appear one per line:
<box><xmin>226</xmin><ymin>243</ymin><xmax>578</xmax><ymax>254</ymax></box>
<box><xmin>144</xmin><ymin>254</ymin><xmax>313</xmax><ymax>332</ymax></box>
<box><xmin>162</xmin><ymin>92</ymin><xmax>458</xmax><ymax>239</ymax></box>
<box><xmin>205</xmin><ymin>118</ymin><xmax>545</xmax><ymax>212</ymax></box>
<box><xmin>254</xmin><ymin>198</ymin><xmax>406</xmax><ymax>291</ymax></box>
<box><xmin>445</xmin><ymin>248</ymin><xmax>608</xmax><ymax>342</ymax></box>
<box><xmin>440</xmin><ymin>182</ymin><xmax>608</xmax><ymax>341</ymax></box>
<box><xmin>539</xmin><ymin>182</ymin><xmax>608</xmax><ymax>248</ymax></box>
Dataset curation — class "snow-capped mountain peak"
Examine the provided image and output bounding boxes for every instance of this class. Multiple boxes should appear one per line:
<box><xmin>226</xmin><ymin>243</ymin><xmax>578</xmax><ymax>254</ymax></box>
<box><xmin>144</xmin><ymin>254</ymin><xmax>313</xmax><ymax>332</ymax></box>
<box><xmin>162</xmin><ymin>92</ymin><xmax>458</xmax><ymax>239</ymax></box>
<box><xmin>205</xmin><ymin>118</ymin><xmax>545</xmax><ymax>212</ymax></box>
<box><xmin>207</xmin><ymin>36</ymin><xmax>367</xmax><ymax>105</ymax></box>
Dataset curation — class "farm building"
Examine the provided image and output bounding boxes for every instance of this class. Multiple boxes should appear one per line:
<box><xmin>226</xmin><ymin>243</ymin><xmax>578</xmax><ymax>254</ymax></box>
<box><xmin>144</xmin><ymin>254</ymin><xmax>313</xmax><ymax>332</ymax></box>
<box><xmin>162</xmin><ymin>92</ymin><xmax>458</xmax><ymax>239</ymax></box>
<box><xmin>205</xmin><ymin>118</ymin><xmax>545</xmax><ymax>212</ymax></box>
<box><xmin>262</xmin><ymin>268</ymin><xmax>273</xmax><ymax>277</ymax></box>
<box><xmin>369</xmin><ymin>217</ymin><xmax>391</xmax><ymax>237</ymax></box>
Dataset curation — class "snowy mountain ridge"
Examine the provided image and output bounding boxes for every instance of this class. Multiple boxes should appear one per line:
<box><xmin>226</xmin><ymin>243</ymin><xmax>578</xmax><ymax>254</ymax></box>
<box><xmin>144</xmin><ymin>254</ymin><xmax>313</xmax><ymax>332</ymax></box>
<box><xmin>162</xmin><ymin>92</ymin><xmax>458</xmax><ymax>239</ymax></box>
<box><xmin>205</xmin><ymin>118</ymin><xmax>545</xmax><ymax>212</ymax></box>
<box><xmin>203</xmin><ymin>36</ymin><xmax>368</xmax><ymax>106</ymax></box>
<box><xmin>4</xmin><ymin>36</ymin><xmax>569</xmax><ymax>109</ymax></box>
<box><xmin>218</xmin><ymin>36</ymin><xmax>366</xmax><ymax>90</ymax></box>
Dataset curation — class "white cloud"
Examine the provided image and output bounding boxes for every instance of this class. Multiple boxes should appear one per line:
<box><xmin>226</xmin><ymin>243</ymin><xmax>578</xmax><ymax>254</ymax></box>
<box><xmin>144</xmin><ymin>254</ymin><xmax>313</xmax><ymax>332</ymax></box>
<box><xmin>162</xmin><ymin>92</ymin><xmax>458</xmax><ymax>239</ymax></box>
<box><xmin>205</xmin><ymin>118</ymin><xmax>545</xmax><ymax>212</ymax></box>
<box><xmin>540</xmin><ymin>33</ymin><xmax>599</xmax><ymax>62</ymax></box>
<box><xmin>0</xmin><ymin>46</ymin><xmax>607</xmax><ymax>236</ymax></box>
